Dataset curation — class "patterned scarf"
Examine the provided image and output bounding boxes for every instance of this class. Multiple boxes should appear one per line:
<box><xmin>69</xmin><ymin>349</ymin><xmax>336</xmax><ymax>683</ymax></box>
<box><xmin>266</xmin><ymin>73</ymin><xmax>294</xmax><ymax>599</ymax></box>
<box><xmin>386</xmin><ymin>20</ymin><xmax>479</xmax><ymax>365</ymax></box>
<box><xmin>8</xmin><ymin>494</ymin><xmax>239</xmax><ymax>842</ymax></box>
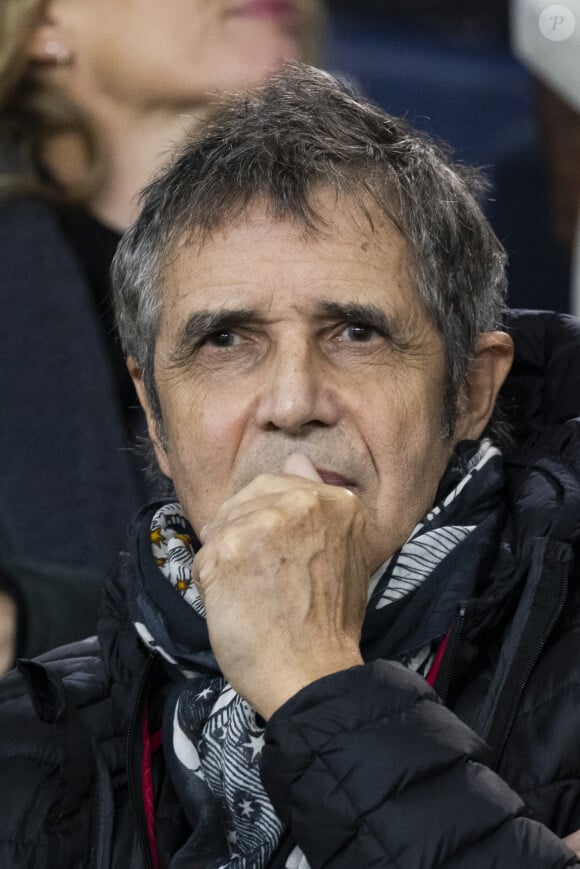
<box><xmin>131</xmin><ymin>439</ymin><xmax>504</xmax><ymax>869</ymax></box>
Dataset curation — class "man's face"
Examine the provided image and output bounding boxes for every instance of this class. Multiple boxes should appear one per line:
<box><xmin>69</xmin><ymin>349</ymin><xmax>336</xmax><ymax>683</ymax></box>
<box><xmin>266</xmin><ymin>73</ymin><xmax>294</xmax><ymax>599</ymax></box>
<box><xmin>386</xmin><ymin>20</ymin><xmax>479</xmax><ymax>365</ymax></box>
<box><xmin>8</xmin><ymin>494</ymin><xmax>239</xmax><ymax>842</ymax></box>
<box><xmin>146</xmin><ymin>194</ymin><xmax>463</xmax><ymax>573</ymax></box>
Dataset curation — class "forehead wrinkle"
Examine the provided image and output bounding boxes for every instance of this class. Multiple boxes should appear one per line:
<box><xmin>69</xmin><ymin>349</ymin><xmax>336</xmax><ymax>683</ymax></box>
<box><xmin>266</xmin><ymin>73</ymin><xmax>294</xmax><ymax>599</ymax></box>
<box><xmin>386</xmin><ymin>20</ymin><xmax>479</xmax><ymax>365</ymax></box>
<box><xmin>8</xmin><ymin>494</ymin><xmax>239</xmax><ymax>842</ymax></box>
<box><xmin>161</xmin><ymin>202</ymin><xmax>421</xmax><ymax>347</ymax></box>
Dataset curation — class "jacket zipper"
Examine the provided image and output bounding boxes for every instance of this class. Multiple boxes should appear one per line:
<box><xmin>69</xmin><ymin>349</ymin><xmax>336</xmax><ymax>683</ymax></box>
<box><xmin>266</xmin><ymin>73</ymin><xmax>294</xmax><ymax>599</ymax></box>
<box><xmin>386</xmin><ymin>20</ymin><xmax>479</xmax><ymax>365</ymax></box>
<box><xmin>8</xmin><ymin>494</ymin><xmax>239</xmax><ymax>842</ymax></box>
<box><xmin>126</xmin><ymin>655</ymin><xmax>155</xmax><ymax>869</ymax></box>
<box><xmin>438</xmin><ymin>603</ymin><xmax>467</xmax><ymax>706</ymax></box>
<box><xmin>493</xmin><ymin>559</ymin><xmax>570</xmax><ymax>766</ymax></box>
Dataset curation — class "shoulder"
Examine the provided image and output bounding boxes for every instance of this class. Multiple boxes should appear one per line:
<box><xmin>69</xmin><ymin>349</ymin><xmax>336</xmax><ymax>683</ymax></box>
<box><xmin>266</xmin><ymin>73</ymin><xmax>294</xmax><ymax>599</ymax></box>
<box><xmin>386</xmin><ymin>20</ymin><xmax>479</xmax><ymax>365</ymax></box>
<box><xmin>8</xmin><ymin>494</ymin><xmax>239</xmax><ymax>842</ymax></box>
<box><xmin>504</xmin><ymin>309</ymin><xmax>580</xmax><ymax>435</ymax></box>
<box><xmin>502</xmin><ymin>311</ymin><xmax>580</xmax><ymax>544</ymax></box>
<box><xmin>0</xmin><ymin>195</ymin><xmax>69</xmax><ymax>248</ymax></box>
<box><xmin>0</xmin><ymin>195</ymin><xmax>87</xmax><ymax>298</ymax></box>
<box><xmin>0</xmin><ymin>637</ymin><xmax>107</xmax><ymax>778</ymax></box>
<box><xmin>0</xmin><ymin>634</ymin><xmax>109</xmax><ymax>765</ymax></box>
<box><xmin>0</xmin><ymin>638</ymin><xmax>109</xmax><ymax>867</ymax></box>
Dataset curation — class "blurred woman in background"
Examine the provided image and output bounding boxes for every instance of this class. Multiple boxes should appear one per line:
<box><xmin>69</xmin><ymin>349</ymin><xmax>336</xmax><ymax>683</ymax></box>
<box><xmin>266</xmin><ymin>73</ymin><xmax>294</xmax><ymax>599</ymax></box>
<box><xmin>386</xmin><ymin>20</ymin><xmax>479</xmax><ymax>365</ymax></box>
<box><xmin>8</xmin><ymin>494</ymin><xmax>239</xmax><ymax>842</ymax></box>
<box><xmin>0</xmin><ymin>0</ymin><xmax>323</xmax><ymax>670</ymax></box>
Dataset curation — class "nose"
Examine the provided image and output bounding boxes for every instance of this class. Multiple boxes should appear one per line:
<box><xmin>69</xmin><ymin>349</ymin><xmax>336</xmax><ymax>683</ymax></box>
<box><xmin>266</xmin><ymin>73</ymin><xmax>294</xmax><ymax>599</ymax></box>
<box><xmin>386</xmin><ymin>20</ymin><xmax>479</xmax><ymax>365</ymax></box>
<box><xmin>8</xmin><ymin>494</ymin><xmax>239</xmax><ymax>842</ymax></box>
<box><xmin>255</xmin><ymin>339</ymin><xmax>339</xmax><ymax>433</ymax></box>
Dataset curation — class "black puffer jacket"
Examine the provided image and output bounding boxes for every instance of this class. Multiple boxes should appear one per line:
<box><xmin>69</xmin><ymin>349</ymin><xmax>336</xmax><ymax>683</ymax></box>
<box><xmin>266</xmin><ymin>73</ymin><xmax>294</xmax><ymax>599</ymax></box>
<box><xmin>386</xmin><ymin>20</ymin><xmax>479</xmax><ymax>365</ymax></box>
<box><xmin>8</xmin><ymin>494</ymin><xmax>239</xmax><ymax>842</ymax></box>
<box><xmin>0</xmin><ymin>311</ymin><xmax>579</xmax><ymax>868</ymax></box>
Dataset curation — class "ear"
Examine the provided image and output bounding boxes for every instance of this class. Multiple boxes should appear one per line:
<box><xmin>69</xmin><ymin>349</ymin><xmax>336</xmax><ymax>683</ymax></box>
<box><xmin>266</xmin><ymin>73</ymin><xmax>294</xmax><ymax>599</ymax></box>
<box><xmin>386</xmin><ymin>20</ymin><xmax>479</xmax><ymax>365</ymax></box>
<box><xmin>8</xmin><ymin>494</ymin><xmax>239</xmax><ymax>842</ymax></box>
<box><xmin>26</xmin><ymin>5</ymin><xmax>73</xmax><ymax>67</ymax></box>
<box><xmin>454</xmin><ymin>331</ymin><xmax>514</xmax><ymax>441</ymax></box>
<box><xmin>127</xmin><ymin>356</ymin><xmax>173</xmax><ymax>480</ymax></box>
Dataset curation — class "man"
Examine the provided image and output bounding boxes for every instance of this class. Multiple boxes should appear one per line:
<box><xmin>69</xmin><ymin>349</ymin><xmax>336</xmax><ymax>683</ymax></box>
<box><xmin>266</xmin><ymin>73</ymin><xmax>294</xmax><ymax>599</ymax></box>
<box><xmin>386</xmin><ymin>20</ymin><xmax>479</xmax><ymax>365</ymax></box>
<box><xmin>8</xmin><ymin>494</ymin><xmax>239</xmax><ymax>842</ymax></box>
<box><xmin>1</xmin><ymin>64</ymin><xmax>579</xmax><ymax>868</ymax></box>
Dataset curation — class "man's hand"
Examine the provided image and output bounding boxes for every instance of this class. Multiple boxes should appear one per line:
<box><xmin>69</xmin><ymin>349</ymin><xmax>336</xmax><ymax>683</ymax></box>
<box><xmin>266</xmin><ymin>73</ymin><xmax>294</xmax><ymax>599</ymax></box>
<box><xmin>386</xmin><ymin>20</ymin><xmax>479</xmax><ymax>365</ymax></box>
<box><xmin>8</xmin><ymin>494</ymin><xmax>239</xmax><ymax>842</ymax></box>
<box><xmin>564</xmin><ymin>830</ymin><xmax>580</xmax><ymax>857</ymax></box>
<box><xmin>0</xmin><ymin>591</ymin><xmax>17</xmax><ymax>677</ymax></box>
<box><xmin>193</xmin><ymin>453</ymin><xmax>368</xmax><ymax>719</ymax></box>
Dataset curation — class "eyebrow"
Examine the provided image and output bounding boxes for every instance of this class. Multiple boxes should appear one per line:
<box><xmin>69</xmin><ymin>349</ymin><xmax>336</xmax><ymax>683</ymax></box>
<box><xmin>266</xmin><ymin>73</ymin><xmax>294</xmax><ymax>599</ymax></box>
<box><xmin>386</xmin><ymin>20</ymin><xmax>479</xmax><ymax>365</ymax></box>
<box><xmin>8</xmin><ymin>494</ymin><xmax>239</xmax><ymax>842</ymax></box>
<box><xmin>170</xmin><ymin>299</ymin><xmax>411</xmax><ymax>366</ymax></box>
<box><xmin>314</xmin><ymin>301</ymin><xmax>394</xmax><ymax>336</ymax></box>
<box><xmin>314</xmin><ymin>301</ymin><xmax>414</xmax><ymax>351</ymax></box>
<box><xmin>171</xmin><ymin>308</ymin><xmax>260</xmax><ymax>365</ymax></box>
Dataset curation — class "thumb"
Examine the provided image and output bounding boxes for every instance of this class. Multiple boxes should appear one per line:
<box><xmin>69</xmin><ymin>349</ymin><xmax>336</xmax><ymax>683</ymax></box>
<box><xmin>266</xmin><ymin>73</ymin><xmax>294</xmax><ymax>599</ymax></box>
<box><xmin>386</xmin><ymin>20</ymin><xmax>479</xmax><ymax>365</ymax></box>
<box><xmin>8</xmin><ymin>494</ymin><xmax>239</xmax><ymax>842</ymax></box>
<box><xmin>283</xmin><ymin>453</ymin><xmax>323</xmax><ymax>482</ymax></box>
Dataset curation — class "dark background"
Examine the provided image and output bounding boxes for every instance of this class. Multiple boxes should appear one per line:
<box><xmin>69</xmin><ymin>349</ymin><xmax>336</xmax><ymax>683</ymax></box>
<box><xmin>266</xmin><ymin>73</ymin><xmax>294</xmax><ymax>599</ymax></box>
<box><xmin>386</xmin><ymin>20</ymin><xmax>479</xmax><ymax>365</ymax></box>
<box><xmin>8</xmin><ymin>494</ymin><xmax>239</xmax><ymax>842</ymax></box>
<box><xmin>323</xmin><ymin>2</ymin><xmax>570</xmax><ymax>313</ymax></box>
<box><xmin>330</xmin><ymin>1</ymin><xmax>509</xmax><ymax>33</ymax></box>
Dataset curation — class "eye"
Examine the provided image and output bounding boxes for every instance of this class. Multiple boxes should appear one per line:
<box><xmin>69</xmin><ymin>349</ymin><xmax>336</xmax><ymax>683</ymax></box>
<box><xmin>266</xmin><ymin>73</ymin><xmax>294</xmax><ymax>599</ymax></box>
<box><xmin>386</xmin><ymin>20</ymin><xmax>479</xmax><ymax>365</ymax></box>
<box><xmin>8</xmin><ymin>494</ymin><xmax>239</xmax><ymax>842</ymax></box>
<box><xmin>203</xmin><ymin>330</ymin><xmax>240</xmax><ymax>348</ymax></box>
<box><xmin>341</xmin><ymin>323</ymin><xmax>381</xmax><ymax>343</ymax></box>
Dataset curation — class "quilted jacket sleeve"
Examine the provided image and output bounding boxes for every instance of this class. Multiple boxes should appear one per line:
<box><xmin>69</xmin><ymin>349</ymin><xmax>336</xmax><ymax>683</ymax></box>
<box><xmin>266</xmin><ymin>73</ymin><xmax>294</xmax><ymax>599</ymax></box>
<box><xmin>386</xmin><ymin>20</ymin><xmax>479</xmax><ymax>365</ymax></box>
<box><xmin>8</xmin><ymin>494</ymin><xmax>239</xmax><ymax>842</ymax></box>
<box><xmin>0</xmin><ymin>648</ymin><xmax>100</xmax><ymax>868</ymax></box>
<box><xmin>261</xmin><ymin>661</ymin><xmax>580</xmax><ymax>869</ymax></box>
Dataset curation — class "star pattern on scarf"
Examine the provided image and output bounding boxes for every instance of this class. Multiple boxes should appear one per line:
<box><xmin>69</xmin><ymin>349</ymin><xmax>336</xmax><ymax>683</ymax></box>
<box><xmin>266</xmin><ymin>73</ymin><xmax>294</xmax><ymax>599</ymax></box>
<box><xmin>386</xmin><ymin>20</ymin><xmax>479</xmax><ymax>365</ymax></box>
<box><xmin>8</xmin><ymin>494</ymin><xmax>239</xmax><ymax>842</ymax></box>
<box><xmin>237</xmin><ymin>795</ymin><xmax>260</xmax><ymax>821</ymax></box>
<box><xmin>242</xmin><ymin>732</ymin><xmax>265</xmax><ymax>765</ymax></box>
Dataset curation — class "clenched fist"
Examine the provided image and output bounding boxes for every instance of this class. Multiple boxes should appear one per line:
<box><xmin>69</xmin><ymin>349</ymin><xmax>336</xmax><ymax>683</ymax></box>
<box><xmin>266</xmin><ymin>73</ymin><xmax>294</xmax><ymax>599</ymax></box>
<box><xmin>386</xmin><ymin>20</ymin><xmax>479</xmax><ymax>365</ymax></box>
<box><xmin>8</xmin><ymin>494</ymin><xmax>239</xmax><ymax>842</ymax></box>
<box><xmin>192</xmin><ymin>454</ymin><xmax>368</xmax><ymax>719</ymax></box>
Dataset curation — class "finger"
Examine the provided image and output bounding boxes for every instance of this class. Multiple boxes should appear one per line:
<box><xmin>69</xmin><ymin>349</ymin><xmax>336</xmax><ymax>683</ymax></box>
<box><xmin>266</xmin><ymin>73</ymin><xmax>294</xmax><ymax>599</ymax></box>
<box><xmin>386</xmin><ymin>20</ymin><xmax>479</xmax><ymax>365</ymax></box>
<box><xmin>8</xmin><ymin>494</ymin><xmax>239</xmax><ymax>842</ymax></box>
<box><xmin>203</xmin><ymin>465</ymin><xmax>327</xmax><ymax>538</ymax></box>
<box><xmin>200</xmin><ymin>491</ymin><xmax>292</xmax><ymax>544</ymax></box>
<box><xmin>283</xmin><ymin>453</ymin><xmax>323</xmax><ymax>482</ymax></box>
<box><xmin>198</xmin><ymin>477</ymin><xmax>303</xmax><ymax>543</ymax></box>
<box><xmin>201</xmin><ymin>481</ymin><xmax>350</xmax><ymax>545</ymax></box>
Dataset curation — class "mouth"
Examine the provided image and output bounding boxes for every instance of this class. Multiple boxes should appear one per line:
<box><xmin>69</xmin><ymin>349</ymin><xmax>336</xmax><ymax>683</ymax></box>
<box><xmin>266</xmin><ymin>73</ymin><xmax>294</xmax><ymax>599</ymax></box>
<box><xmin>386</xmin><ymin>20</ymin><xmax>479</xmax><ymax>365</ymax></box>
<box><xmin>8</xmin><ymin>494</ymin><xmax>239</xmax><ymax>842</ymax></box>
<box><xmin>315</xmin><ymin>468</ymin><xmax>358</xmax><ymax>490</ymax></box>
<box><xmin>227</xmin><ymin>0</ymin><xmax>301</xmax><ymax>24</ymax></box>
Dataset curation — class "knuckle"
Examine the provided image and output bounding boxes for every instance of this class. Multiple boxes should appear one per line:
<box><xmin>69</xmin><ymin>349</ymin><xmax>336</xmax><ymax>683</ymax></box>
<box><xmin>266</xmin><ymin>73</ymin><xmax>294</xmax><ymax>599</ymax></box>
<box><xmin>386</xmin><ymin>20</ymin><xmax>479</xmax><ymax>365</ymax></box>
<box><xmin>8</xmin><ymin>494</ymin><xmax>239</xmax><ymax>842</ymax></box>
<box><xmin>335</xmin><ymin>485</ymin><xmax>359</xmax><ymax>512</ymax></box>
<box><xmin>293</xmin><ymin>486</ymin><xmax>320</xmax><ymax>508</ymax></box>
<box><xmin>253</xmin><ymin>472</ymin><xmax>284</xmax><ymax>490</ymax></box>
<box><xmin>337</xmin><ymin>490</ymin><xmax>365</xmax><ymax>528</ymax></box>
<box><xmin>193</xmin><ymin>548</ymin><xmax>214</xmax><ymax>586</ymax></box>
<box><xmin>219</xmin><ymin>524</ymin><xmax>245</xmax><ymax>558</ymax></box>
<box><xmin>283</xmin><ymin>486</ymin><xmax>321</xmax><ymax>516</ymax></box>
<box><xmin>255</xmin><ymin>505</ymin><xmax>285</xmax><ymax>532</ymax></box>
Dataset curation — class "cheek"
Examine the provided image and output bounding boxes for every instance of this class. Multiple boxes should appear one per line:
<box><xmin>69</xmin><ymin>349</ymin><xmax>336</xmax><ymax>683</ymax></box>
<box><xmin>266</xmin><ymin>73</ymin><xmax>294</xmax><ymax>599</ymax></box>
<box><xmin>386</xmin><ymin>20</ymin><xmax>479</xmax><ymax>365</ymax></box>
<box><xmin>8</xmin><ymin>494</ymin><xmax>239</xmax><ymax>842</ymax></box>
<box><xmin>164</xmin><ymin>391</ymin><xmax>249</xmax><ymax>519</ymax></box>
<box><xmin>359</xmin><ymin>379</ymin><xmax>450</xmax><ymax>556</ymax></box>
<box><xmin>105</xmin><ymin>12</ymin><xmax>209</xmax><ymax>96</ymax></box>
<box><xmin>365</xmin><ymin>373</ymin><xmax>442</xmax><ymax>459</ymax></box>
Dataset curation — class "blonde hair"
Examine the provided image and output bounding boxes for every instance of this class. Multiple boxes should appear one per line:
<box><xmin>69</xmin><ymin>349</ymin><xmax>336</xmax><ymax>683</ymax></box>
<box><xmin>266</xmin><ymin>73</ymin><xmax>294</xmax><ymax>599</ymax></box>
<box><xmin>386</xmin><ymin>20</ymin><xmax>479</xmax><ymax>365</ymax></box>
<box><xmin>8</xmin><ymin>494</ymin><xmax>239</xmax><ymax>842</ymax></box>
<box><xmin>0</xmin><ymin>0</ymin><xmax>100</xmax><ymax>202</ymax></box>
<box><xmin>0</xmin><ymin>0</ymin><xmax>326</xmax><ymax>204</ymax></box>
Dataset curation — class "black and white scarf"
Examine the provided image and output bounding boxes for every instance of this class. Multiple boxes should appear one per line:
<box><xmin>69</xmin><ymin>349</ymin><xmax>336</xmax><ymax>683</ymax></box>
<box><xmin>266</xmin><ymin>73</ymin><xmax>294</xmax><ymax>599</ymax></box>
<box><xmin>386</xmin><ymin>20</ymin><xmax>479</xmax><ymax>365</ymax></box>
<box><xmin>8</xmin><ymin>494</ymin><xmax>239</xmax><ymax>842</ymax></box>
<box><xmin>131</xmin><ymin>439</ymin><xmax>505</xmax><ymax>869</ymax></box>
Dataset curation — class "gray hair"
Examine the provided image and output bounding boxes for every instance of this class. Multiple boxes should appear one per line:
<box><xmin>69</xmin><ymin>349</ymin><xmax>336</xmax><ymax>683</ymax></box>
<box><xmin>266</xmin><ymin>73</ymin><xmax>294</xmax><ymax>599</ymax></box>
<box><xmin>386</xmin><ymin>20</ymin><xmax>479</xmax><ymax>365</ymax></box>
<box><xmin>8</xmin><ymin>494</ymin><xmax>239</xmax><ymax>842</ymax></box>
<box><xmin>112</xmin><ymin>63</ymin><xmax>508</xmax><ymax>437</ymax></box>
